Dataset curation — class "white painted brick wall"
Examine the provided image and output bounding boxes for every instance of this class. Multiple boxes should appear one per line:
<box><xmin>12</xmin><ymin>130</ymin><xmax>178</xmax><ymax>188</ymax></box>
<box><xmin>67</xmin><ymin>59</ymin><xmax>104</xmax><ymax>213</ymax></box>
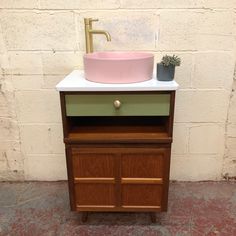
<box><xmin>40</xmin><ymin>0</ymin><xmax>120</xmax><ymax>10</ymax></box>
<box><xmin>157</xmin><ymin>10</ymin><xmax>234</xmax><ymax>51</ymax></box>
<box><xmin>193</xmin><ymin>52</ymin><xmax>235</xmax><ymax>90</ymax></box>
<box><xmin>42</xmin><ymin>52</ymin><xmax>83</xmax><ymax>75</ymax></box>
<box><xmin>77</xmin><ymin>11</ymin><xmax>159</xmax><ymax>51</ymax></box>
<box><xmin>189</xmin><ymin>124</ymin><xmax>225</xmax><ymax>155</ymax></box>
<box><xmin>170</xmin><ymin>155</ymin><xmax>223</xmax><ymax>181</ymax></box>
<box><xmin>120</xmin><ymin>0</ymin><xmax>236</xmax><ymax>9</ymax></box>
<box><xmin>0</xmin><ymin>0</ymin><xmax>235</xmax><ymax>181</ymax></box>
<box><xmin>8</xmin><ymin>52</ymin><xmax>43</xmax><ymax>75</ymax></box>
<box><xmin>15</xmin><ymin>90</ymin><xmax>61</xmax><ymax>123</ymax></box>
<box><xmin>20</xmin><ymin>124</ymin><xmax>64</xmax><ymax>154</ymax></box>
<box><xmin>0</xmin><ymin>0</ymin><xmax>38</xmax><ymax>9</ymax></box>
<box><xmin>0</xmin><ymin>75</ymin><xmax>24</xmax><ymax>180</ymax></box>
<box><xmin>12</xmin><ymin>75</ymin><xmax>43</xmax><ymax>90</ymax></box>
<box><xmin>0</xmin><ymin>11</ymin><xmax>77</xmax><ymax>51</ymax></box>
<box><xmin>223</xmin><ymin>80</ymin><xmax>236</xmax><ymax>177</ymax></box>
<box><xmin>175</xmin><ymin>90</ymin><xmax>230</xmax><ymax>123</ymax></box>
<box><xmin>24</xmin><ymin>154</ymin><xmax>67</xmax><ymax>181</ymax></box>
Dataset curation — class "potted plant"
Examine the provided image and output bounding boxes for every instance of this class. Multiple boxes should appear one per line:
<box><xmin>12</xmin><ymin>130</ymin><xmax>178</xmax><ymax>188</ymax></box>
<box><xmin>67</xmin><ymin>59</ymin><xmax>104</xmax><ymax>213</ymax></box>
<box><xmin>157</xmin><ymin>55</ymin><xmax>181</xmax><ymax>81</ymax></box>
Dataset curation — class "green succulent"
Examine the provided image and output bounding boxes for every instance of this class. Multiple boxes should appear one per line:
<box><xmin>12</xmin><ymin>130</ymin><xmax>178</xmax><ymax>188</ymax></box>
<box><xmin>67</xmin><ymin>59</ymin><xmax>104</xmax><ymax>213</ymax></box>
<box><xmin>161</xmin><ymin>55</ymin><xmax>181</xmax><ymax>67</ymax></box>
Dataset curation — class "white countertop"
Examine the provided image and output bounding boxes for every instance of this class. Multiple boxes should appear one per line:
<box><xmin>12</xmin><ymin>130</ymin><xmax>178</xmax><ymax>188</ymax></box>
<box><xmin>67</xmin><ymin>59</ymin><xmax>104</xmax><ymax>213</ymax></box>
<box><xmin>56</xmin><ymin>70</ymin><xmax>179</xmax><ymax>92</ymax></box>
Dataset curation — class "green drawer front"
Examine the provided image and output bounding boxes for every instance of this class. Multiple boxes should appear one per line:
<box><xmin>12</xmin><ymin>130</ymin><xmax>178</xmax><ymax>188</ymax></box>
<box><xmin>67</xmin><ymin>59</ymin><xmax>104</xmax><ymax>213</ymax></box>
<box><xmin>65</xmin><ymin>94</ymin><xmax>170</xmax><ymax>116</ymax></box>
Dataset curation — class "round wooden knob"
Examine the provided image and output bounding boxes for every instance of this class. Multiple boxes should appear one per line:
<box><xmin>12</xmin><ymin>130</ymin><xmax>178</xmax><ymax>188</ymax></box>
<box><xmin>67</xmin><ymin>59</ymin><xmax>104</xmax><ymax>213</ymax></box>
<box><xmin>113</xmin><ymin>100</ymin><xmax>121</xmax><ymax>109</ymax></box>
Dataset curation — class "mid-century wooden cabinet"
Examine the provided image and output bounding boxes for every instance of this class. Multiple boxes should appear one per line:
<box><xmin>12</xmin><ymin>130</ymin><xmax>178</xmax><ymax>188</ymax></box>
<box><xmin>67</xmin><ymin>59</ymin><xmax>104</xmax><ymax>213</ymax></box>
<box><xmin>59</xmin><ymin>88</ymin><xmax>176</xmax><ymax>222</ymax></box>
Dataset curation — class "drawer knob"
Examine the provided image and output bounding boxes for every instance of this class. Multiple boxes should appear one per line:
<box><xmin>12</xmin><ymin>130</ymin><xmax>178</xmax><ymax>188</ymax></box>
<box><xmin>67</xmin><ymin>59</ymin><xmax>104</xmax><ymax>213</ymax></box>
<box><xmin>113</xmin><ymin>100</ymin><xmax>121</xmax><ymax>109</ymax></box>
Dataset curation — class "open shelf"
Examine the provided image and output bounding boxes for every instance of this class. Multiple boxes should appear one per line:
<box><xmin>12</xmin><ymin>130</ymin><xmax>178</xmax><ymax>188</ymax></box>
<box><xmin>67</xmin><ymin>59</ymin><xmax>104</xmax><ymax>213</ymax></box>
<box><xmin>64</xmin><ymin>116</ymin><xmax>171</xmax><ymax>144</ymax></box>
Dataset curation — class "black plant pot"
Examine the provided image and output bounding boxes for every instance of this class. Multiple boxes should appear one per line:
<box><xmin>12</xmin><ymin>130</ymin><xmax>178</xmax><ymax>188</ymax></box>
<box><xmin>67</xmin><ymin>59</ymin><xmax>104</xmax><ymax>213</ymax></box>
<box><xmin>156</xmin><ymin>64</ymin><xmax>175</xmax><ymax>81</ymax></box>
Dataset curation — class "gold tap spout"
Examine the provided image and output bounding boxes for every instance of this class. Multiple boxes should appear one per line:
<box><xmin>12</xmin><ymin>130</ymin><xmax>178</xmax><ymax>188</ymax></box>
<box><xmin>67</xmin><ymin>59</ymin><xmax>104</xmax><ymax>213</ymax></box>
<box><xmin>84</xmin><ymin>18</ymin><xmax>111</xmax><ymax>53</ymax></box>
<box><xmin>89</xmin><ymin>30</ymin><xmax>111</xmax><ymax>41</ymax></box>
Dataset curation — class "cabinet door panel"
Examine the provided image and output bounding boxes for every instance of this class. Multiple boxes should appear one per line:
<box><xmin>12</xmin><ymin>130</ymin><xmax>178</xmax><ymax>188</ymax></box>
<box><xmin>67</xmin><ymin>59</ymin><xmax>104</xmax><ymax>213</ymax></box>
<box><xmin>75</xmin><ymin>184</ymin><xmax>115</xmax><ymax>207</ymax></box>
<box><xmin>121</xmin><ymin>150</ymin><xmax>165</xmax><ymax>178</ymax></box>
<box><xmin>72</xmin><ymin>148</ymin><xmax>115</xmax><ymax>178</ymax></box>
<box><xmin>122</xmin><ymin>185</ymin><xmax>162</xmax><ymax>208</ymax></box>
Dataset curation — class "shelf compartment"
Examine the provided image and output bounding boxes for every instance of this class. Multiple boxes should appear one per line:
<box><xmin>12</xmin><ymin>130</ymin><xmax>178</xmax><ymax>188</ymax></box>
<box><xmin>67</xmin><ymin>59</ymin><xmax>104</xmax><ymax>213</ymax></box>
<box><xmin>64</xmin><ymin>116</ymin><xmax>171</xmax><ymax>143</ymax></box>
<box><xmin>65</xmin><ymin>125</ymin><xmax>170</xmax><ymax>143</ymax></box>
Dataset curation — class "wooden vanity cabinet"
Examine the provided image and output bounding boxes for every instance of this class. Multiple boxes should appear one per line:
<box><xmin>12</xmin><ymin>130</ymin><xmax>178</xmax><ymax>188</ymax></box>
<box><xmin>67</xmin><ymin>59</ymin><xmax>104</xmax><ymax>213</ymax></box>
<box><xmin>60</xmin><ymin>91</ymin><xmax>176</xmax><ymax>221</ymax></box>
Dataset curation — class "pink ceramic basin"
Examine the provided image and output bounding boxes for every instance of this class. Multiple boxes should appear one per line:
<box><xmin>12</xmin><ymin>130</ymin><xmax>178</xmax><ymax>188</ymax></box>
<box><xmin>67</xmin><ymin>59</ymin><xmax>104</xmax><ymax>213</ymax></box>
<box><xmin>84</xmin><ymin>52</ymin><xmax>154</xmax><ymax>84</ymax></box>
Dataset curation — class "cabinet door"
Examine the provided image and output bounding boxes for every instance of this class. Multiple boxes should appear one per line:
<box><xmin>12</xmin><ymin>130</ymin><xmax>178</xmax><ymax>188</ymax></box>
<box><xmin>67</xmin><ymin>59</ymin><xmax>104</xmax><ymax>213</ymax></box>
<box><xmin>71</xmin><ymin>147</ymin><xmax>117</xmax><ymax>210</ymax></box>
<box><xmin>120</xmin><ymin>148</ymin><xmax>169</xmax><ymax>210</ymax></box>
<box><xmin>69</xmin><ymin>146</ymin><xmax>170</xmax><ymax>212</ymax></box>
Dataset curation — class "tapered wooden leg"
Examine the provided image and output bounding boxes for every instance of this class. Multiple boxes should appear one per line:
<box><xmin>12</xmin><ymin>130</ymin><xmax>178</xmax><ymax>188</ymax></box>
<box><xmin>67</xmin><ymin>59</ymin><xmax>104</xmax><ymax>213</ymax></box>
<box><xmin>81</xmin><ymin>212</ymin><xmax>88</xmax><ymax>222</ymax></box>
<box><xmin>150</xmin><ymin>212</ymin><xmax>156</xmax><ymax>223</ymax></box>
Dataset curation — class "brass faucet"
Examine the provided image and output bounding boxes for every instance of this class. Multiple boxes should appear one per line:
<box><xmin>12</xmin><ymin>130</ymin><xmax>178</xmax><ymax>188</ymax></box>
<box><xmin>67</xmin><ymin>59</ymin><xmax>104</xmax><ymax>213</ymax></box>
<box><xmin>84</xmin><ymin>18</ymin><xmax>111</xmax><ymax>53</ymax></box>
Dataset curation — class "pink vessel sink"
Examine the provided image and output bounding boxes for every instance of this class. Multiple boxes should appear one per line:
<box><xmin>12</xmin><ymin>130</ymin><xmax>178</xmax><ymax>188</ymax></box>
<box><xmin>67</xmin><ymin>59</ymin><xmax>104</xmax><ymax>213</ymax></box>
<box><xmin>84</xmin><ymin>52</ymin><xmax>154</xmax><ymax>84</ymax></box>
